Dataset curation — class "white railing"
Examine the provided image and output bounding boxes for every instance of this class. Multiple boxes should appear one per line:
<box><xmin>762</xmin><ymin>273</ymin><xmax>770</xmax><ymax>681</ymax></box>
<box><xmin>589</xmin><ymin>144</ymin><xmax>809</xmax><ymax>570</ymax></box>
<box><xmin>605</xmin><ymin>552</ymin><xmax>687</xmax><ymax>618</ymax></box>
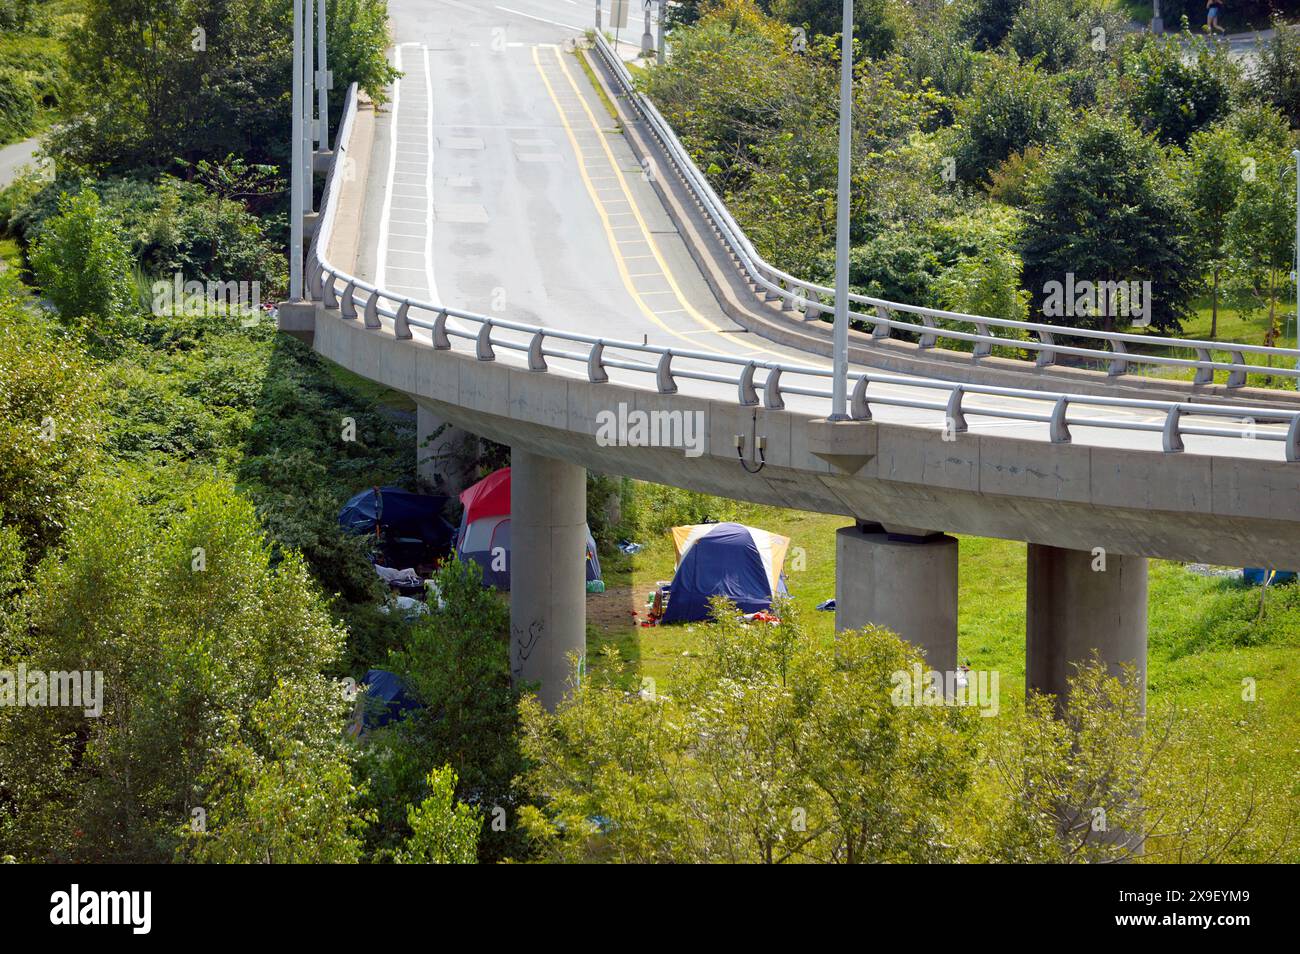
<box><xmin>591</xmin><ymin>32</ymin><xmax>1300</xmax><ymax>392</ymax></box>
<box><xmin>302</xmin><ymin>83</ymin><xmax>1300</xmax><ymax>463</ymax></box>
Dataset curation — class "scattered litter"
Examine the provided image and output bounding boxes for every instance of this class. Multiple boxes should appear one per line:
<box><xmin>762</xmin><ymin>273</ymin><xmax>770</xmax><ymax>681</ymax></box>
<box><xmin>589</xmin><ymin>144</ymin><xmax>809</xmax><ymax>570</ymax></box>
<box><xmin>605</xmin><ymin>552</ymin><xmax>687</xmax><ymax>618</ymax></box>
<box><xmin>374</xmin><ymin>563</ymin><xmax>421</xmax><ymax>587</ymax></box>
<box><xmin>378</xmin><ymin>595</ymin><xmax>429</xmax><ymax>621</ymax></box>
<box><xmin>816</xmin><ymin>598</ymin><xmax>836</xmax><ymax>611</ymax></box>
<box><xmin>1185</xmin><ymin>564</ymin><xmax>1243</xmax><ymax>579</ymax></box>
<box><xmin>617</xmin><ymin>540</ymin><xmax>644</xmax><ymax>554</ymax></box>
<box><xmin>586</xmin><ymin>579</ymin><xmax>606</xmax><ymax>593</ymax></box>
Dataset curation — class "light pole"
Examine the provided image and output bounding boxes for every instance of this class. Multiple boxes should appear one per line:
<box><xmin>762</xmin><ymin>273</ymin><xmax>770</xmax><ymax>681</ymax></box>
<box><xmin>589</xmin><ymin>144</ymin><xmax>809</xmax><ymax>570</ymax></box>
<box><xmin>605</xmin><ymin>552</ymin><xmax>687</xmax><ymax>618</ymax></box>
<box><xmin>302</xmin><ymin>0</ymin><xmax>315</xmax><ymax>214</ymax></box>
<box><xmin>657</xmin><ymin>0</ymin><xmax>666</xmax><ymax>65</ymax></box>
<box><xmin>830</xmin><ymin>0</ymin><xmax>853</xmax><ymax>419</ymax></box>
<box><xmin>1293</xmin><ymin>149</ymin><xmax>1299</xmax><ymax>387</ymax></box>
<box><xmin>1151</xmin><ymin>1</ymin><xmax>1162</xmax><ymax>34</ymax></box>
<box><xmin>317</xmin><ymin>0</ymin><xmax>330</xmax><ymax>152</ymax></box>
<box><xmin>290</xmin><ymin>0</ymin><xmax>304</xmax><ymax>300</ymax></box>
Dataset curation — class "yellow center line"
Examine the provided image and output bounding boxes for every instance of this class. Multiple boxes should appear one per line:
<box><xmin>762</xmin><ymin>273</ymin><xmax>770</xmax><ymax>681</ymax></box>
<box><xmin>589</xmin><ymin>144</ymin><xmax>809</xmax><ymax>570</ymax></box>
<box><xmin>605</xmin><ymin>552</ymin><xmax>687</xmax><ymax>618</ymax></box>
<box><xmin>548</xmin><ymin>47</ymin><xmax>798</xmax><ymax>362</ymax></box>
<box><xmin>532</xmin><ymin>45</ymin><xmax>704</xmax><ymax>346</ymax></box>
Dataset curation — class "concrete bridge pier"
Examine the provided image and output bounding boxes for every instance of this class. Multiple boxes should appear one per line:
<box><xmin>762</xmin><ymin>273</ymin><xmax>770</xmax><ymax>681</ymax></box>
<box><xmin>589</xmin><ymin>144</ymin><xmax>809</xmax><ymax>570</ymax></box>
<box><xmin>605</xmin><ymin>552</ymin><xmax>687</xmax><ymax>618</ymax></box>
<box><xmin>835</xmin><ymin>522</ymin><xmax>958</xmax><ymax>674</ymax></box>
<box><xmin>1025</xmin><ymin>544</ymin><xmax>1148</xmax><ymax>716</ymax></box>
<box><xmin>416</xmin><ymin>406</ymin><xmax>477</xmax><ymax>498</ymax></box>
<box><xmin>509</xmin><ymin>447</ymin><xmax>588</xmax><ymax>711</ymax></box>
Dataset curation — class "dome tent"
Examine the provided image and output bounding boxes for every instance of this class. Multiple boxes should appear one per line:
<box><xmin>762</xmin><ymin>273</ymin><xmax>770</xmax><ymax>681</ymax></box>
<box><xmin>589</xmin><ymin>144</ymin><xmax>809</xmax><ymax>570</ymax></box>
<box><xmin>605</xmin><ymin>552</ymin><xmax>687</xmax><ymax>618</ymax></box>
<box><xmin>660</xmin><ymin>522</ymin><xmax>790</xmax><ymax>624</ymax></box>
<box><xmin>455</xmin><ymin>468</ymin><xmax>601</xmax><ymax>590</ymax></box>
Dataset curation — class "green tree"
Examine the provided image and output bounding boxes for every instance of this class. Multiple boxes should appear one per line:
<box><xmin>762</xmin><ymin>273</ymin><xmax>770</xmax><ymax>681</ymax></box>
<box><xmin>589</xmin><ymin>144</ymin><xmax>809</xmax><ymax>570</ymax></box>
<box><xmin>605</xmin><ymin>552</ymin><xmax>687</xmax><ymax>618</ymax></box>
<box><xmin>52</xmin><ymin>0</ymin><xmax>398</xmax><ymax>172</ymax></box>
<box><xmin>1183</xmin><ymin>124</ymin><xmax>1245</xmax><ymax>337</ymax></box>
<box><xmin>0</xmin><ymin>299</ymin><xmax>103</xmax><ymax>559</ymax></box>
<box><xmin>1118</xmin><ymin>31</ymin><xmax>1238</xmax><ymax>146</ymax></box>
<box><xmin>392</xmin><ymin>767</ymin><xmax>481</xmax><ymax>864</ymax></box>
<box><xmin>0</xmin><ymin>479</ymin><xmax>361</xmax><ymax>862</ymax></box>
<box><xmin>359</xmin><ymin>558</ymin><xmax>528</xmax><ymax>863</ymax></box>
<box><xmin>1228</xmin><ymin>153</ymin><xmax>1297</xmax><ymax>347</ymax></box>
<box><xmin>520</xmin><ymin>603</ymin><xmax>980</xmax><ymax>863</ymax></box>
<box><xmin>29</xmin><ymin>189</ymin><xmax>138</xmax><ymax>335</ymax></box>
<box><xmin>183</xmin><ymin>679</ymin><xmax>368</xmax><ymax>864</ymax></box>
<box><xmin>1021</xmin><ymin>112</ymin><xmax>1197</xmax><ymax>333</ymax></box>
<box><xmin>958</xmin><ymin>0</ymin><xmax>1025</xmax><ymax>50</ymax></box>
<box><xmin>1248</xmin><ymin>14</ymin><xmax>1300</xmax><ymax>128</ymax></box>
<box><xmin>951</xmin><ymin>57</ymin><xmax>1066</xmax><ymax>185</ymax></box>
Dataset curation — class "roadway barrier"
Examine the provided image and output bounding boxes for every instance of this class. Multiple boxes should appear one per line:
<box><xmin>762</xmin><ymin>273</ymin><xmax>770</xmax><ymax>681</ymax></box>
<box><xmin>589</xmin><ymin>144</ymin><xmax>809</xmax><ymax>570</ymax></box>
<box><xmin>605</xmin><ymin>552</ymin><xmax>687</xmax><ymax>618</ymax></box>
<box><xmin>305</xmin><ymin>83</ymin><xmax>1300</xmax><ymax>463</ymax></box>
<box><xmin>590</xmin><ymin>32</ymin><xmax>1300</xmax><ymax>393</ymax></box>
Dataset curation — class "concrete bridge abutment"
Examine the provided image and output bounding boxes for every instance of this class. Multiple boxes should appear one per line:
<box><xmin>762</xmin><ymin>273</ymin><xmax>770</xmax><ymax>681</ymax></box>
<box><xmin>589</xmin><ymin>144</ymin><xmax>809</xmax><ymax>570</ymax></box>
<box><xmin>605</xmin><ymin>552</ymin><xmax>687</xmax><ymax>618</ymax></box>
<box><xmin>509</xmin><ymin>447</ymin><xmax>588</xmax><ymax>711</ymax></box>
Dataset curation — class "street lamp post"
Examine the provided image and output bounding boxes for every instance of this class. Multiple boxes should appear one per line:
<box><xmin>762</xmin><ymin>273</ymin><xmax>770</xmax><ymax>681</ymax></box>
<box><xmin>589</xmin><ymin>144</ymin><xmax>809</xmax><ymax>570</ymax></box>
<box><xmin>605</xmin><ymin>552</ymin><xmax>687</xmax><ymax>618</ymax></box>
<box><xmin>657</xmin><ymin>0</ymin><xmax>666</xmax><ymax>66</ymax></box>
<box><xmin>830</xmin><ymin>0</ymin><xmax>853</xmax><ymax>419</ymax></box>
<box><xmin>290</xmin><ymin>0</ymin><xmax>304</xmax><ymax>300</ymax></box>
<box><xmin>302</xmin><ymin>0</ymin><xmax>315</xmax><ymax>214</ymax></box>
<box><xmin>317</xmin><ymin>0</ymin><xmax>330</xmax><ymax>152</ymax></box>
<box><xmin>1293</xmin><ymin>150</ymin><xmax>1299</xmax><ymax>387</ymax></box>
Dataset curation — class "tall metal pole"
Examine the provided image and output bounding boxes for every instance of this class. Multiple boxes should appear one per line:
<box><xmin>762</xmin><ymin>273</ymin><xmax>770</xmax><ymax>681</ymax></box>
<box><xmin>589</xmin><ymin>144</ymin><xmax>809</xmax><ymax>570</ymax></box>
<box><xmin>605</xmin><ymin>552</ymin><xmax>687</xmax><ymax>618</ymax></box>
<box><xmin>302</xmin><ymin>0</ymin><xmax>315</xmax><ymax>213</ymax></box>
<box><xmin>317</xmin><ymin>0</ymin><xmax>329</xmax><ymax>151</ymax></box>
<box><xmin>595</xmin><ymin>0</ymin><xmax>601</xmax><ymax>30</ymax></box>
<box><xmin>830</xmin><ymin>0</ymin><xmax>853</xmax><ymax>419</ymax></box>
<box><xmin>290</xmin><ymin>0</ymin><xmax>304</xmax><ymax>300</ymax></box>
<box><xmin>1293</xmin><ymin>149</ymin><xmax>1299</xmax><ymax>387</ymax></box>
<box><xmin>657</xmin><ymin>0</ymin><xmax>666</xmax><ymax>65</ymax></box>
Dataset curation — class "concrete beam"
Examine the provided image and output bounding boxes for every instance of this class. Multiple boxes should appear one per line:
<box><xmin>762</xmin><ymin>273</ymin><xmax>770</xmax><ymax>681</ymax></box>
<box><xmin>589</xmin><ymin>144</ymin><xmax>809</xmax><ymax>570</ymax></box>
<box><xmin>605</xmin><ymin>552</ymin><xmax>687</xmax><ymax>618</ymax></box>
<box><xmin>835</xmin><ymin>524</ymin><xmax>958</xmax><ymax>673</ymax></box>
<box><xmin>509</xmin><ymin>447</ymin><xmax>587</xmax><ymax>711</ymax></box>
<box><xmin>1026</xmin><ymin>544</ymin><xmax>1148</xmax><ymax>716</ymax></box>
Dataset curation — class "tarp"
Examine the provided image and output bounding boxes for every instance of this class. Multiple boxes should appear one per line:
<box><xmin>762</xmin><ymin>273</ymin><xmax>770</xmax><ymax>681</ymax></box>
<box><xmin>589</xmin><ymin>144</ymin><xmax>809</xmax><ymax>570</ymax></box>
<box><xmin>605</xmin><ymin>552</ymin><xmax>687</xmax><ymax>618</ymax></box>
<box><xmin>338</xmin><ymin>486</ymin><xmax>454</xmax><ymax>549</ymax></box>
<box><xmin>661</xmin><ymin>522</ymin><xmax>790</xmax><ymax>624</ymax></box>
<box><xmin>455</xmin><ymin>469</ymin><xmax>601</xmax><ymax>590</ymax></box>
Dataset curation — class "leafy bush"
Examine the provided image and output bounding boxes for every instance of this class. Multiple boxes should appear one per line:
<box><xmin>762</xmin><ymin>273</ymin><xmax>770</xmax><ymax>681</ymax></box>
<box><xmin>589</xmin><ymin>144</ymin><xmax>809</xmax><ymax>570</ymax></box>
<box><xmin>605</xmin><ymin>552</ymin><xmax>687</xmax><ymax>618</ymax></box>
<box><xmin>951</xmin><ymin>56</ymin><xmax>1066</xmax><ymax>184</ymax></box>
<box><xmin>29</xmin><ymin>189</ymin><xmax>138</xmax><ymax>335</ymax></box>
<box><xmin>1117</xmin><ymin>31</ymin><xmax>1238</xmax><ymax>146</ymax></box>
<box><xmin>0</xmin><ymin>65</ymin><xmax>36</xmax><ymax>143</ymax></box>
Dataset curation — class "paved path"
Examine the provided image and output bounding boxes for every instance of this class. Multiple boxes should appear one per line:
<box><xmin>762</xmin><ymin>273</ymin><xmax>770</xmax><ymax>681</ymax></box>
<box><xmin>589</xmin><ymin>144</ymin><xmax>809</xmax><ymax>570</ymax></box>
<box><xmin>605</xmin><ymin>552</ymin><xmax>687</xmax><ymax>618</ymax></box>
<box><xmin>0</xmin><ymin>137</ymin><xmax>44</xmax><ymax>190</ymax></box>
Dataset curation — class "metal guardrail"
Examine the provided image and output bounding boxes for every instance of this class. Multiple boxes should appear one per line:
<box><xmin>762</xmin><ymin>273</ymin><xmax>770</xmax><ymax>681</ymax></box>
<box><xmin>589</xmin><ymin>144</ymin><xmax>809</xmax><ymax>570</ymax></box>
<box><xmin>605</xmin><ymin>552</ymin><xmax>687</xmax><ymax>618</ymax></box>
<box><xmin>590</xmin><ymin>32</ymin><xmax>1300</xmax><ymax>392</ymax></box>
<box><xmin>304</xmin><ymin>82</ymin><xmax>1300</xmax><ymax>462</ymax></box>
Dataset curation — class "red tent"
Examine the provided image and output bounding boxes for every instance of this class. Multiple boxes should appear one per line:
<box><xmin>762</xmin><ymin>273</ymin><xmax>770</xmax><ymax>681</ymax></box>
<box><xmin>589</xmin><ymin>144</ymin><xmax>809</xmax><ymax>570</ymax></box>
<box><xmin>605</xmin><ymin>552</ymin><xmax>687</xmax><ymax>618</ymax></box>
<box><xmin>459</xmin><ymin>466</ymin><xmax>511</xmax><ymax>521</ymax></box>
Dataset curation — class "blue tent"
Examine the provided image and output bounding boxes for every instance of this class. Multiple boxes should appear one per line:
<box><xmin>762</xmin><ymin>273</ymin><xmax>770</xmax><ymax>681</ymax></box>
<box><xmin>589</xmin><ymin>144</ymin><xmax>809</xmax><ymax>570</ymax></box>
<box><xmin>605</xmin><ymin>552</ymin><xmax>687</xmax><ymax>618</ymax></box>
<box><xmin>357</xmin><ymin>668</ymin><xmax>422</xmax><ymax>730</ymax></box>
<box><xmin>338</xmin><ymin>487</ymin><xmax>454</xmax><ymax>552</ymax></box>
<box><xmin>661</xmin><ymin>523</ymin><xmax>790</xmax><ymax>624</ymax></box>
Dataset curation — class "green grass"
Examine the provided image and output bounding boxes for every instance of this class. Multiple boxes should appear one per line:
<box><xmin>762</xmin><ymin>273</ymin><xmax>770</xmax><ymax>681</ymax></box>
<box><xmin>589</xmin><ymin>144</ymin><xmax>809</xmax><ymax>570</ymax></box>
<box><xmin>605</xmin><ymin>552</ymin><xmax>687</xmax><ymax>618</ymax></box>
<box><xmin>1120</xmin><ymin>291</ymin><xmax>1300</xmax><ymax>389</ymax></box>
<box><xmin>586</xmin><ymin>497</ymin><xmax>1300</xmax><ymax>858</ymax></box>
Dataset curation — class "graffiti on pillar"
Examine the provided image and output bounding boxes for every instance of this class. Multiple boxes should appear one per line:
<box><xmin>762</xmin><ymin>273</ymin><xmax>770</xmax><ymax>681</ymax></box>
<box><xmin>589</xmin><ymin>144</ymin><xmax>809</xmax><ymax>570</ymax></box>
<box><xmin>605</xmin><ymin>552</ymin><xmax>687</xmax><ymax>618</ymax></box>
<box><xmin>511</xmin><ymin>618</ymin><xmax>544</xmax><ymax>682</ymax></box>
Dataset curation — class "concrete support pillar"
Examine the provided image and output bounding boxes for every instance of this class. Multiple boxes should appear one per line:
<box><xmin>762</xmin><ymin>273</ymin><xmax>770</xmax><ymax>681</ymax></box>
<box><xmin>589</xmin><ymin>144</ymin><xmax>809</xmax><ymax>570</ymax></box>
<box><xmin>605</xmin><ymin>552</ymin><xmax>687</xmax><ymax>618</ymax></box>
<box><xmin>835</xmin><ymin>524</ymin><xmax>958</xmax><ymax>674</ymax></box>
<box><xmin>509</xmin><ymin>448</ymin><xmax>587</xmax><ymax>711</ymax></box>
<box><xmin>416</xmin><ymin>406</ymin><xmax>476</xmax><ymax>498</ymax></box>
<box><xmin>1026</xmin><ymin>544</ymin><xmax>1148</xmax><ymax>716</ymax></box>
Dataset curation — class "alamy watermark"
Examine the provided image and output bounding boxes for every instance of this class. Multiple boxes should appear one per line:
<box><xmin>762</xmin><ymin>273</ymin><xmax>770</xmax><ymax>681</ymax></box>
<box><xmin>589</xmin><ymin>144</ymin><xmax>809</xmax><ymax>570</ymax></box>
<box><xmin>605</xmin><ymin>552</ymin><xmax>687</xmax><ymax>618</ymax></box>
<box><xmin>0</xmin><ymin>666</ymin><xmax>103</xmax><ymax>717</ymax></box>
<box><xmin>595</xmin><ymin>402</ymin><xmax>705</xmax><ymax>458</ymax></box>
<box><xmin>1042</xmin><ymin>273</ymin><xmax>1151</xmax><ymax>327</ymax></box>
<box><xmin>151</xmin><ymin>272</ymin><xmax>263</xmax><ymax>325</ymax></box>
<box><xmin>891</xmin><ymin>663</ymin><xmax>1000</xmax><ymax>717</ymax></box>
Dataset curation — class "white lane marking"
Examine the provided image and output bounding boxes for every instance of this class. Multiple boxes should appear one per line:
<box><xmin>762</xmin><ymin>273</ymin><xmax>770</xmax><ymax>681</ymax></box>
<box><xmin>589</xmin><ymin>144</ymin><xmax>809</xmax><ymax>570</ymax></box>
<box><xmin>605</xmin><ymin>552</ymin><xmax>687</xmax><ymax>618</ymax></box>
<box><xmin>423</xmin><ymin>44</ymin><xmax>439</xmax><ymax>304</ymax></box>
<box><xmin>494</xmin><ymin>5</ymin><xmax>584</xmax><ymax>30</ymax></box>
<box><xmin>377</xmin><ymin>42</ymin><xmax>420</xmax><ymax>290</ymax></box>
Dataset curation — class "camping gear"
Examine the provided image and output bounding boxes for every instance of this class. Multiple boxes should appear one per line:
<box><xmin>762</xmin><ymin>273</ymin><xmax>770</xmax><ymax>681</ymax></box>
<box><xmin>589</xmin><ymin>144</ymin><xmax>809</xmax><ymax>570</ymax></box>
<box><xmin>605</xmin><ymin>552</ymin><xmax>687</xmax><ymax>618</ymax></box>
<box><xmin>455</xmin><ymin>468</ymin><xmax>602</xmax><ymax>589</ymax></box>
<box><xmin>338</xmin><ymin>487</ymin><xmax>455</xmax><ymax>565</ymax></box>
<box><xmin>660</xmin><ymin>522</ymin><xmax>790</xmax><ymax>624</ymax></box>
<box><xmin>354</xmin><ymin>669</ymin><xmax>422</xmax><ymax>731</ymax></box>
<box><xmin>1244</xmin><ymin>567</ymin><xmax>1297</xmax><ymax>586</ymax></box>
